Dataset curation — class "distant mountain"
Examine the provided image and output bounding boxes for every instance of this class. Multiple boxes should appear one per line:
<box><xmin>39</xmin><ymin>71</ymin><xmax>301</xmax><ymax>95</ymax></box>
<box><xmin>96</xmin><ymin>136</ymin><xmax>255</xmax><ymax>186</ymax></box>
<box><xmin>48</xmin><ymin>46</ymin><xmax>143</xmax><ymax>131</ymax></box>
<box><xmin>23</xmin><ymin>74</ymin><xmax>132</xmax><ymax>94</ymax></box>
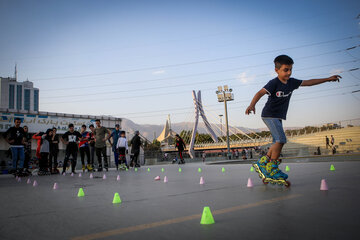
<box><xmin>121</xmin><ymin>118</ymin><xmax>263</xmax><ymax>141</ymax></box>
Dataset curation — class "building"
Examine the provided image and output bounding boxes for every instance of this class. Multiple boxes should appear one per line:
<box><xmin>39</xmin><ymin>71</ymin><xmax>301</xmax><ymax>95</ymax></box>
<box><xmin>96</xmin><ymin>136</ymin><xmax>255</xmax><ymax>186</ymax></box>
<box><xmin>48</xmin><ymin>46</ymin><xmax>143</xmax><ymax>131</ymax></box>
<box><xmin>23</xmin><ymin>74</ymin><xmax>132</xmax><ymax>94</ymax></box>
<box><xmin>0</xmin><ymin>66</ymin><xmax>39</xmax><ymax>112</ymax></box>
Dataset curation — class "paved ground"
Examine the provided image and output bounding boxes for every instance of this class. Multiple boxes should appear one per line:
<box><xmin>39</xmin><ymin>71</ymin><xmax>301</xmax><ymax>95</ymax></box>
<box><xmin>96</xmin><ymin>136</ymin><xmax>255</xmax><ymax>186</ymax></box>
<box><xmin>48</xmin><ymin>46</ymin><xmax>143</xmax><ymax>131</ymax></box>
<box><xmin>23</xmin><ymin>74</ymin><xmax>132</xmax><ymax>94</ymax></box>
<box><xmin>1</xmin><ymin>161</ymin><xmax>359</xmax><ymax>240</ymax></box>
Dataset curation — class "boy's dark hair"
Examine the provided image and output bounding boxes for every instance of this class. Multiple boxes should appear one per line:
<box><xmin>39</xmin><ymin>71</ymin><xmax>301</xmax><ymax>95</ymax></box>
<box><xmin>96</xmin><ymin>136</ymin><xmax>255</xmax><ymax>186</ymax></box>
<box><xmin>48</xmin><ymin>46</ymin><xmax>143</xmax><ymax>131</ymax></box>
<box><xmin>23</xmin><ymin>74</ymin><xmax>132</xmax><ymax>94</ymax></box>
<box><xmin>95</xmin><ymin>119</ymin><xmax>100</xmax><ymax>122</ymax></box>
<box><xmin>81</xmin><ymin>124</ymin><xmax>86</xmax><ymax>128</ymax></box>
<box><xmin>52</xmin><ymin>127</ymin><xmax>57</xmax><ymax>130</ymax></box>
<box><xmin>120</xmin><ymin>131</ymin><xmax>126</xmax><ymax>135</ymax></box>
<box><xmin>14</xmin><ymin>117</ymin><xmax>21</xmax><ymax>122</ymax></box>
<box><xmin>274</xmin><ymin>55</ymin><xmax>294</xmax><ymax>69</ymax></box>
<box><xmin>89</xmin><ymin>124</ymin><xmax>94</xmax><ymax>128</ymax></box>
<box><xmin>68</xmin><ymin>123</ymin><xmax>74</xmax><ymax>128</ymax></box>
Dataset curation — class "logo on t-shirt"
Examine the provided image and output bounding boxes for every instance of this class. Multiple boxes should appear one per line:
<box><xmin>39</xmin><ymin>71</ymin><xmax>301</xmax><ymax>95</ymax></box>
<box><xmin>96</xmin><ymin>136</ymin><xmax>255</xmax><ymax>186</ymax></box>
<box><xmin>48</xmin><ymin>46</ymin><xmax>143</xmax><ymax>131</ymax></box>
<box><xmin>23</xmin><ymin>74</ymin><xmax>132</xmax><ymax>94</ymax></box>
<box><xmin>68</xmin><ymin>135</ymin><xmax>77</xmax><ymax>142</ymax></box>
<box><xmin>276</xmin><ymin>91</ymin><xmax>292</xmax><ymax>97</ymax></box>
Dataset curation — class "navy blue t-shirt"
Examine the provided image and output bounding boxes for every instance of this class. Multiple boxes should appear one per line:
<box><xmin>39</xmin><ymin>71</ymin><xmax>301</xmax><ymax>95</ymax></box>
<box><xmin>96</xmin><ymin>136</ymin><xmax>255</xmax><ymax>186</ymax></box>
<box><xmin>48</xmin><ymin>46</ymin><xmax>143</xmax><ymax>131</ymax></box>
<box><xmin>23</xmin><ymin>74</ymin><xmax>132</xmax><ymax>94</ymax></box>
<box><xmin>261</xmin><ymin>77</ymin><xmax>302</xmax><ymax>120</ymax></box>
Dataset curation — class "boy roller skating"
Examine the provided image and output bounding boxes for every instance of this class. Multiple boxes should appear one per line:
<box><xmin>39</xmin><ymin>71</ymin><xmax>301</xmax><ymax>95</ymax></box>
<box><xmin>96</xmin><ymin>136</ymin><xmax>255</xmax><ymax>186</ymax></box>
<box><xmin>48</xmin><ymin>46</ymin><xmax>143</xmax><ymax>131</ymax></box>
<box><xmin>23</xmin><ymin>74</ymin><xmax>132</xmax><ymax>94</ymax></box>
<box><xmin>245</xmin><ymin>55</ymin><xmax>341</xmax><ymax>187</ymax></box>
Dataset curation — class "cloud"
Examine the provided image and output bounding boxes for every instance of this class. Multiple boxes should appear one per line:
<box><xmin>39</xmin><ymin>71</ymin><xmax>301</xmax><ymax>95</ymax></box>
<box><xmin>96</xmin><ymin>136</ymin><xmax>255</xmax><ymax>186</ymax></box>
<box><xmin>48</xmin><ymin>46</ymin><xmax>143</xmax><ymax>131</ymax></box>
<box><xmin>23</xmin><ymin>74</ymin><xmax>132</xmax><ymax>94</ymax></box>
<box><xmin>236</xmin><ymin>72</ymin><xmax>256</xmax><ymax>84</ymax></box>
<box><xmin>330</xmin><ymin>68</ymin><xmax>344</xmax><ymax>76</ymax></box>
<box><xmin>152</xmin><ymin>69</ymin><xmax>166</xmax><ymax>75</ymax></box>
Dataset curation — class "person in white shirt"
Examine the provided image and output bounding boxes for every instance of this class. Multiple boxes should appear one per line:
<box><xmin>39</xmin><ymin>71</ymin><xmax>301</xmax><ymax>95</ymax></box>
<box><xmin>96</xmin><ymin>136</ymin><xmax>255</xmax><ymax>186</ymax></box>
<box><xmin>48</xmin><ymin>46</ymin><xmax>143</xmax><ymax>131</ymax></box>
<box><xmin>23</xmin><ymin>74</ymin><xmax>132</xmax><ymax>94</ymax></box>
<box><xmin>116</xmin><ymin>131</ymin><xmax>128</xmax><ymax>170</ymax></box>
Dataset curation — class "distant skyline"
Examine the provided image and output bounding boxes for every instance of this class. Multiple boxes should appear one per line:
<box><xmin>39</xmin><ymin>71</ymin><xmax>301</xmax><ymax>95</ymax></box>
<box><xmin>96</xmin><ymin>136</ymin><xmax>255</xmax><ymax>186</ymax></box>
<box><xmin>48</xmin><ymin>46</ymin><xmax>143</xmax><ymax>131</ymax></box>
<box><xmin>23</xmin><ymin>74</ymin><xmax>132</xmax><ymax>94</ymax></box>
<box><xmin>0</xmin><ymin>0</ymin><xmax>359</xmax><ymax>131</ymax></box>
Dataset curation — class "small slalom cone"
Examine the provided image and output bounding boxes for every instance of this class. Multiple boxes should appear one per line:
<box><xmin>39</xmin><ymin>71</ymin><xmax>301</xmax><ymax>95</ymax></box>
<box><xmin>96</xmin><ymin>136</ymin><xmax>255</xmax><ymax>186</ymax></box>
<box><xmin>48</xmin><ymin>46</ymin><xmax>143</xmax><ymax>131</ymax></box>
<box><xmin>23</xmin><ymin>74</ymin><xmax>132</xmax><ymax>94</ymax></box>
<box><xmin>247</xmin><ymin>178</ymin><xmax>254</xmax><ymax>188</ymax></box>
<box><xmin>26</xmin><ymin>178</ymin><xmax>31</xmax><ymax>184</ymax></box>
<box><xmin>161</xmin><ymin>168</ymin><xmax>165</xmax><ymax>172</ymax></box>
<box><xmin>112</xmin><ymin>192</ymin><xmax>121</xmax><ymax>204</ymax></box>
<box><xmin>15</xmin><ymin>176</ymin><xmax>18</xmax><ymax>181</ymax></box>
<box><xmin>154</xmin><ymin>176</ymin><xmax>161</xmax><ymax>181</ymax></box>
<box><xmin>178</xmin><ymin>167</ymin><xmax>182</xmax><ymax>173</ymax></box>
<box><xmin>53</xmin><ymin>182</ymin><xmax>58</xmax><ymax>190</ymax></box>
<box><xmin>33</xmin><ymin>180</ymin><xmax>38</xmax><ymax>187</ymax></box>
<box><xmin>285</xmin><ymin>165</ymin><xmax>290</xmax><ymax>172</ymax></box>
<box><xmin>116</xmin><ymin>175</ymin><xmax>120</xmax><ymax>181</ymax></box>
<box><xmin>17</xmin><ymin>177</ymin><xmax>21</xmax><ymax>182</ymax></box>
<box><xmin>199</xmin><ymin>176</ymin><xmax>205</xmax><ymax>185</ymax></box>
<box><xmin>330</xmin><ymin>164</ymin><xmax>335</xmax><ymax>171</ymax></box>
<box><xmin>79</xmin><ymin>173</ymin><xmax>82</xmax><ymax>177</ymax></box>
<box><xmin>103</xmin><ymin>174</ymin><xmax>107</xmax><ymax>180</ymax></box>
<box><xmin>164</xmin><ymin>176</ymin><xmax>168</xmax><ymax>183</ymax></box>
<box><xmin>200</xmin><ymin>206</ymin><xmax>215</xmax><ymax>225</ymax></box>
<box><xmin>135</xmin><ymin>168</ymin><xmax>138</xmax><ymax>172</ymax></box>
<box><xmin>62</xmin><ymin>172</ymin><xmax>66</xmax><ymax>176</ymax></box>
<box><xmin>198</xmin><ymin>168</ymin><xmax>202</xmax><ymax>173</ymax></box>
<box><xmin>71</xmin><ymin>172</ymin><xmax>74</xmax><ymax>177</ymax></box>
<box><xmin>126</xmin><ymin>168</ymin><xmax>128</xmax><ymax>171</ymax></box>
<box><xmin>320</xmin><ymin>179</ymin><xmax>328</xmax><ymax>191</ymax></box>
<box><xmin>89</xmin><ymin>173</ymin><xmax>93</xmax><ymax>179</ymax></box>
<box><xmin>250</xmin><ymin>166</ymin><xmax>254</xmax><ymax>172</ymax></box>
<box><xmin>221</xmin><ymin>167</ymin><xmax>225</xmax><ymax>173</ymax></box>
<box><xmin>147</xmin><ymin>168</ymin><xmax>150</xmax><ymax>172</ymax></box>
<box><xmin>77</xmin><ymin>188</ymin><xmax>85</xmax><ymax>197</ymax></box>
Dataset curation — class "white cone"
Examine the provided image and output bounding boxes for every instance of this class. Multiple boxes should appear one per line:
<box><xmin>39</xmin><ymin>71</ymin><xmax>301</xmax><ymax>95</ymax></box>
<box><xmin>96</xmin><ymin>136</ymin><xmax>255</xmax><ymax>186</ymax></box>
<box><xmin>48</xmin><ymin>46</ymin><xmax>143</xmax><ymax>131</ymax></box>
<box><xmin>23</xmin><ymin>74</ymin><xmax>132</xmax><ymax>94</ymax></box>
<box><xmin>90</xmin><ymin>173</ymin><xmax>93</xmax><ymax>179</ymax></box>
<box><xmin>53</xmin><ymin>182</ymin><xmax>58</xmax><ymax>190</ymax></box>
<box><xmin>62</xmin><ymin>172</ymin><xmax>66</xmax><ymax>176</ymax></box>
<box><xmin>103</xmin><ymin>174</ymin><xmax>107</xmax><ymax>180</ymax></box>
<box><xmin>33</xmin><ymin>180</ymin><xmax>38</xmax><ymax>187</ymax></box>
<box><xmin>199</xmin><ymin>177</ymin><xmax>205</xmax><ymax>185</ymax></box>
<box><xmin>164</xmin><ymin>176</ymin><xmax>168</xmax><ymax>183</ymax></box>
<box><xmin>116</xmin><ymin>175</ymin><xmax>120</xmax><ymax>181</ymax></box>
<box><xmin>26</xmin><ymin>178</ymin><xmax>31</xmax><ymax>184</ymax></box>
<box><xmin>247</xmin><ymin>178</ymin><xmax>254</xmax><ymax>188</ymax></box>
<box><xmin>79</xmin><ymin>173</ymin><xmax>82</xmax><ymax>177</ymax></box>
<box><xmin>17</xmin><ymin>177</ymin><xmax>21</xmax><ymax>182</ymax></box>
<box><xmin>71</xmin><ymin>172</ymin><xmax>74</xmax><ymax>177</ymax></box>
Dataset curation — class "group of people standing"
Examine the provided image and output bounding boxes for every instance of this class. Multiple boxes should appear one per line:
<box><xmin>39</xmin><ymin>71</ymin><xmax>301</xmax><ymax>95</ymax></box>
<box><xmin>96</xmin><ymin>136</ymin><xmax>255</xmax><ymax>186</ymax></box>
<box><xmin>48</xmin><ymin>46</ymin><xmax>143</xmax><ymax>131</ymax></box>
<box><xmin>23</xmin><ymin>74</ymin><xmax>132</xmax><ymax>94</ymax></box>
<box><xmin>3</xmin><ymin>118</ymin><xmax>143</xmax><ymax>176</ymax></box>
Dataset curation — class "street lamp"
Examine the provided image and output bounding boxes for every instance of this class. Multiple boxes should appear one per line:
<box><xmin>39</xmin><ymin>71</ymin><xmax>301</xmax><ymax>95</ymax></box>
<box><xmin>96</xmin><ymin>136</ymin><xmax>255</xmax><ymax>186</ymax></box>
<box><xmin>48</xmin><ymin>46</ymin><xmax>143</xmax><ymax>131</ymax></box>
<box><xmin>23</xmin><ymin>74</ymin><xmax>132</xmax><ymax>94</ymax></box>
<box><xmin>219</xmin><ymin>114</ymin><xmax>223</xmax><ymax>136</ymax></box>
<box><xmin>216</xmin><ymin>85</ymin><xmax>234</xmax><ymax>160</ymax></box>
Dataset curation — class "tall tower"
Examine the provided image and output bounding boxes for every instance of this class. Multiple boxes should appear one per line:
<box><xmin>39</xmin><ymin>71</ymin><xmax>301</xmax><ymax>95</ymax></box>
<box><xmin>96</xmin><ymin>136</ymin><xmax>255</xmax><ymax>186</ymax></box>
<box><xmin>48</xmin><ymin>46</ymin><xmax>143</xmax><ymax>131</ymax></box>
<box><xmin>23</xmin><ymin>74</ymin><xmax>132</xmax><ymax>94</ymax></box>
<box><xmin>14</xmin><ymin>63</ymin><xmax>18</xmax><ymax>80</ymax></box>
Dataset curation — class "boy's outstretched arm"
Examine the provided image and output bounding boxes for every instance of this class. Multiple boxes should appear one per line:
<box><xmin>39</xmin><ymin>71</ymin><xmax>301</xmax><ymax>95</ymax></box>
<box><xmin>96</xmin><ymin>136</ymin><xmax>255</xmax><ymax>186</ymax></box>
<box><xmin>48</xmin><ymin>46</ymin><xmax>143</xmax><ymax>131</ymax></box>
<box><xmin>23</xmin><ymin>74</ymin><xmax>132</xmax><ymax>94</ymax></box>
<box><xmin>245</xmin><ymin>88</ymin><xmax>267</xmax><ymax>115</ymax></box>
<box><xmin>300</xmin><ymin>75</ymin><xmax>341</xmax><ymax>87</ymax></box>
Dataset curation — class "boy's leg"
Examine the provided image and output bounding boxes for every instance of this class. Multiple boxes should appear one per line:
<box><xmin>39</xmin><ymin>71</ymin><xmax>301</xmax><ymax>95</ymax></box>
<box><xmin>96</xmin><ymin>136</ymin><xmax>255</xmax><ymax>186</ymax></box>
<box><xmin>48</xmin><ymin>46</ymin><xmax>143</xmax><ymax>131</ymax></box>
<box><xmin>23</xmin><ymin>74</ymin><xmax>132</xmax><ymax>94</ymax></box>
<box><xmin>62</xmin><ymin>149</ymin><xmax>70</xmax><ymax>173</ymax></box>
<box><xmin>18</xmin><ymin>147</ymin><xmax>25</xmax><ymax>170</ymax></box>
<box><xmin>102</xmin><ymin>147</ymin><xmax>108</xmax><ymax>170</ymax></box>
<box><xmin>85</xmin><ymin>147</ymin><xmax>91</xmax><ymax>170</ymax></box>
<box><xmin>71</xmin><ymin>149</ymin><xmax>78</xmax><ymax>173</ymax></box>
<box><xmin>10</xmin><ymin>147</ymin><xmax>18</xmax><ymax>170</ymax></box>
<box><xmin>95</xmin><ymin>147</ymin><xmax>103</xmax><ymax>170</ymax></box>
<box><xmin>268</xmin><ymin>142</ymin><xmax>284</xmax><ymax>161</ymax></box>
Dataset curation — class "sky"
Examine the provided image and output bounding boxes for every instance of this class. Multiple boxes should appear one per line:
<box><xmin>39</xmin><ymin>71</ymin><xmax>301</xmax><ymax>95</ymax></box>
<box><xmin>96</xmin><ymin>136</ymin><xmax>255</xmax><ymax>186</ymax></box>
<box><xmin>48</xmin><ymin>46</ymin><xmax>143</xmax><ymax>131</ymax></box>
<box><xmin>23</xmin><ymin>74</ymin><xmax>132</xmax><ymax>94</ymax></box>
<box><xmin>0</xmin><ymin>0</ymin><xmax>359</xmax><ymax>131</ymax></box>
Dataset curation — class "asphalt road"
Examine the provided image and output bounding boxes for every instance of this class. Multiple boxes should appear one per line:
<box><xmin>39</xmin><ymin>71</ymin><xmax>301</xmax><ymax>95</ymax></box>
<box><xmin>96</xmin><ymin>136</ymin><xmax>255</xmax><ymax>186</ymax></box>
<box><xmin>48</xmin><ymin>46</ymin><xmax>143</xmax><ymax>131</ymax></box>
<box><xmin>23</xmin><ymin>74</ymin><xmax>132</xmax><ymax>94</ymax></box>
<box><xmin>1</xmin><ymin>161</ymin><xmax>359</xmax><ymax>240</ymax></box>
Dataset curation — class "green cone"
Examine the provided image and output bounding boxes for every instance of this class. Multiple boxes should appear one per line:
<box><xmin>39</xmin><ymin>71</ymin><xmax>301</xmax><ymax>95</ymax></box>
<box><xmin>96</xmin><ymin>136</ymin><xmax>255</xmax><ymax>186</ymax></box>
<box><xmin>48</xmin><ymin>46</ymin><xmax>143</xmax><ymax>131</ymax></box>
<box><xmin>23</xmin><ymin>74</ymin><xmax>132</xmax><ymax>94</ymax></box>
<box><xmin>112</xmin><ymin>192</ymin><xmax>122</xmax><ymax>204</ymax></box>
<box><xmin>178</xmin><ymin>168</ymin><xmax>182</xmax><ymax>172</ymax></box>
<box><xmin>221</xmin><ymin>167</ymin><xmax>225</xmax><ymax>173</ymax></box>
<box><xmin>147</xmin><ymin>168</ymin><xmax>150</xmax><ymax>172</ymax></box>
<box><xmin>198</xmin><ymin>168</ymin><xmax>202</xmax><ymax>173</ymax></box>
<box><xmin>161</xmin><ymin>168</ymin><xmax>165</xmax><ymax>172</ymax></box>
<box><xmin>77</xmin><ymin>188</ymin><xmax>85</xmax><ymax>197</ymax></box>
<box><xmin>200</xmin><ymin>206</ymin><xmax>215</xmax><ymax>224</ymax></box>
<box><xmin>250</xmin><ymin>166</ymin><xmax>254</xmax><ymax>172</ymax></box>
<box><xmin>330</xmin><ymin>164</ymin><xmax>335</xmax><ymax>171</ymax></box>
<box><xmin>135</xmin><ymin>168</ymin><xmax>138</xmax><ymax>172</ymax></box>
<box><xmin>285</xmin><ymin>165</ymin><xmax>290</xmax><ymax>172</ymax></box>
<box><xmin>126</xmin><ymin>167</ymin><xmax>128</xmax><ymax>171</ymax></box>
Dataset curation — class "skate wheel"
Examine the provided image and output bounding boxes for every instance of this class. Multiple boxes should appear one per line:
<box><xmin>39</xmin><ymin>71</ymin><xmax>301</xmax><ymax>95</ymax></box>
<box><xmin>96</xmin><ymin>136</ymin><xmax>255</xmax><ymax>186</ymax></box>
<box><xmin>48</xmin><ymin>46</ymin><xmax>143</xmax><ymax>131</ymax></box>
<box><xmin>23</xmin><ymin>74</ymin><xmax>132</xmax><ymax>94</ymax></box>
<box><xmin>262</xmin><ymin>178</ymin><xmax>269</xmax><ymax>185</ymax></box>
<box><xmin>285</xmin><ymin>181</ymin><xmax>291</xmax><ymax>188</ymax></box>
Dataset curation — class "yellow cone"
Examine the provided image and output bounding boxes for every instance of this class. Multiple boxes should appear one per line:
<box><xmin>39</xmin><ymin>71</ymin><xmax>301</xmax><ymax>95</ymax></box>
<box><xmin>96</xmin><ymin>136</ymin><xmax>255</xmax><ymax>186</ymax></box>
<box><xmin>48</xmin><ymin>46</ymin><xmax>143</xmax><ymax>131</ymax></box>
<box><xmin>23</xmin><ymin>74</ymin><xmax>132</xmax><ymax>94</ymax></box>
<box><xmin>77</xmin><ymin>188</ymin><xmax>85</xmax><ymax>197</ymax></box>
<box><xmin>112</xmin><ymin>192</ymin><xmax>122</xmax><ymax>204</ymax></box>
<box><xmin>200</xmin><ymin>206</ymin><xmax>215</xmax><ymax>224</ymax></box>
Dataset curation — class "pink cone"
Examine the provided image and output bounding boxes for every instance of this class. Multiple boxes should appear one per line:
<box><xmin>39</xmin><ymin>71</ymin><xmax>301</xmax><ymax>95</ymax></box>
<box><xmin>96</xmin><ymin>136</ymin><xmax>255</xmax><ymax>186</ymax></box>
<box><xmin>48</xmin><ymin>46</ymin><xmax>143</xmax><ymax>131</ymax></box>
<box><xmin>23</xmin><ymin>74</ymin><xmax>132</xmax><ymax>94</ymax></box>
<box><xmin>79</xmin><ymin>173</ymin><xmax>82</xmax><ymax>177</ymax></box>
<box><xmin>71</xmin><ymin>172</ymin><xmax>74</xmax><ymax>177</ymax></box>
<box><xmin>53</xmin><ymin>183</ymin><xmax>58</xmax><ymax>190</ymax></box>
<box><xmin>199</xmin><ymin>177</ymin><xmax>205</xmax><ymax>185</ymax></box>
<box><xmin>164</xmin><ymin>176</ymin><xmax>168</xmax><ymax>183</ymax></box>
<box><xmin>247</xmin><ymin>178</ymin><xmax>254</xmax><ymax>188</ymax></box>
<box><xmin>62</xmin><ymin>172</ymin><xmax>66</xmax><ymax>176</ymax></box>
<box><xmin>116</xmin><ymin>175</ymin><xmax>120</xmax><ymax>181</ymax></box>
<box><xmin>17</xmin><ymin>177</ymin><xmax>21</xmax><ymax>182</ymax></box>
<box><xmin>320</xmin><ymin>179</ymin><xmax>328</xmax><ymax>191</ymax></box>
<box><xmin>15</xmin><ymin>176</ymin><xmax>19</xmax><ymax>181</ymax></box>
<box><xmin>33</xmin><ymin>180</ymin><xmax>38</xmax><ymax>187</ymax></box>
<box><xmin>90</xmin><ymin>173</ymin><xmax>93</xmax><ymax>179</ymax></box>
<box><xmin>26</xmin><ymin>178</ymin><xmax>31</xmax><ymax>184</ymax></box>
<box><xmin>154</xmin><ymin>176</ymin><xmax>160</xmax><ymax>181</ymax></box>
<box><xmin>103</xmin><ymin>174</ymin><xmax>107</xmax><ymax>180</ymax></box>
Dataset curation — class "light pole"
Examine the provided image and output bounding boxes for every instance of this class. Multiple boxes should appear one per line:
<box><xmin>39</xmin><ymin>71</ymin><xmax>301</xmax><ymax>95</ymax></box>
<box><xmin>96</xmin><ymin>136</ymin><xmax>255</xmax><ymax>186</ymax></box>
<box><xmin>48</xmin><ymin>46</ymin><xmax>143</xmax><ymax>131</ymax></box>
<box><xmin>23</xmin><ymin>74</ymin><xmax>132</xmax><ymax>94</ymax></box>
<box><xmin>219</xmin><ymin>114</ymin><xmax>223</xmax><ymax>136</ymax></box>
<box><xmin>216</xmin><ymin>85</ymin><xmax>234</xmax><ymax>159</ymax></box>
